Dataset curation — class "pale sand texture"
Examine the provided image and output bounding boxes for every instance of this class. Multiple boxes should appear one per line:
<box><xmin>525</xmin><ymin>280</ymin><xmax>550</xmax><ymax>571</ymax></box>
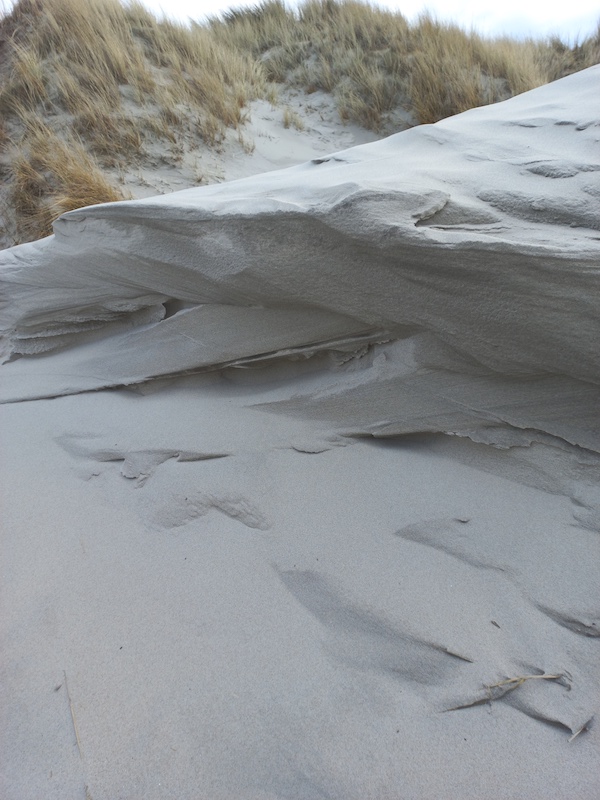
<box><xmin>94</xmin><ymin>88</ymin><xmax>385</xmax><ymax>203</ymax></box>
<box><xmin>1</xmin><ymin>69</ymin><xmax>599</xmax><ymax>799</ymax></box>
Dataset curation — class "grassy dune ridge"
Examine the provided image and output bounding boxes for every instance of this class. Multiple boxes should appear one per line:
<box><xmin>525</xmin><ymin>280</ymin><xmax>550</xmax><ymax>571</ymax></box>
<box><xmin>0</xmin><ymin>0</ymin><xmax>598</xmax><ymax>244</ymax></box>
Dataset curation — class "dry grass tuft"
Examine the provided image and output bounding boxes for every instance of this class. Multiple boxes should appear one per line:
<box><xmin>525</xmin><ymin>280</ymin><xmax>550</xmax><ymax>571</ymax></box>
<box><xmin>72</xmin><ymin>108</ymin><xmax>146</xmax><ymax>166</ymax></box>
<box><xmin>0</xmin><ymin>0</ymin><xmax>269</xmax><ymax>241</ymax></box>
<box><xmin>0</xmin><ymin>118</ymin><xmax>9</xmax><ymax>152</ymax></box>
<box><xmin>212</xmin><ymin>1</ymin><xmax>599</xmax><ymax>127</ymax></box>
<box><xmin>282</xmin><ymin>106</ymin><xmax>305</xmax><ymax>130</ymax></box>
<box><xmin>10</xmin><ymin>119</ymin><xmax>127</xmax><ymax>241</ymax></box>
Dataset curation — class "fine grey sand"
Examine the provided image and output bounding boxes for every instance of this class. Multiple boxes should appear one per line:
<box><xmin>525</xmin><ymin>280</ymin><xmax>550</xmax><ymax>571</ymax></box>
<box><xmin>1</xmin><ymin>66</ymin><xmax>599</xmax><ymax>799</ymax></box>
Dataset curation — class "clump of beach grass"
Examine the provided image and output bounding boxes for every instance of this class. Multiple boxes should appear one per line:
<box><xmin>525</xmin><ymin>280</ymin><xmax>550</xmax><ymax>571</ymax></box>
<box><xmin>0</xmin><ymin>0</ymin><xmax>268</xmax><ymax>241</ymax></box>
<box><xmin>211</xmin><ymin>1</ymin><xmax>600</xmax><ymax>127</ymax></box>
<box><xmin>9</xmin><ymin>117</ymin><xmax>128</xmax><ymax>241</ymax></box>
<box><xmin>282</xmin><ymin>106</ymin><xmax>305</xmax><ymax>129</ymax></box>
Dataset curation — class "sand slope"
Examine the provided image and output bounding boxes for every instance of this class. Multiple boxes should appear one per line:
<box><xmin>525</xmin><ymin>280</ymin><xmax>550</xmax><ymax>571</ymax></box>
<box><xmin>1</xmin><ymin>68</ymin><xmax>599</xmax><ymax>799</ymax></box>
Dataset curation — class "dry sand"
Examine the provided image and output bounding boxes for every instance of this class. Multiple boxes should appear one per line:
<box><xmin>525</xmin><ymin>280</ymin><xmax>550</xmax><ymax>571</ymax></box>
<box><xmin>1</xmin><ymin>72</ymin><xmax>599</xmax><ymax>799</ymax></box>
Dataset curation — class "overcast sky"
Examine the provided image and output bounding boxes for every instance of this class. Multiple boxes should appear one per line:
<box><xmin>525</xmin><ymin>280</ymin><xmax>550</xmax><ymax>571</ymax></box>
<box><xmin>139</xmin><ymin>0</ymin><xmax>599</xmax><ymax>40</ymax></box>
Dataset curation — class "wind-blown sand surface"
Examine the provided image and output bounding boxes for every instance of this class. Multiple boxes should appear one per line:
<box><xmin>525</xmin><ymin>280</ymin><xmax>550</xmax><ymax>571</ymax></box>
<box><xmin>1</xmin><ymin>68</ymin><xmax>599</xmax><ymax>799</ymax></box>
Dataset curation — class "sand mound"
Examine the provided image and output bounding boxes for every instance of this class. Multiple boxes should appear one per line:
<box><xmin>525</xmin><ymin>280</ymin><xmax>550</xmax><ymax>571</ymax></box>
<box><xmin>1</xmin><ymin>67</ymin><xmax>598</xmax><ymax>800</ymax></box>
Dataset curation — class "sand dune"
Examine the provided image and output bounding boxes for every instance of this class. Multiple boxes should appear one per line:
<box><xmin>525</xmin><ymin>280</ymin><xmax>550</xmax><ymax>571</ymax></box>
<box><xmin>1</xmin><ymin>67</ymin><xmax>599</xmax><ymax>799</ymax></box>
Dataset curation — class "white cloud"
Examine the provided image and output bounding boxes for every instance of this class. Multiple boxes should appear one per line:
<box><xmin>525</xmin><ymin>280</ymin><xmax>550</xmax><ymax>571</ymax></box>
<box><xmin>3</xmin><ymin>0</ymin><xmax>596</xmax><ymax>39</ymax></box>
<box><xmin>140</xmin><ymin>1</ymin><xmax>599</xmax><ymax>39</ymax></box>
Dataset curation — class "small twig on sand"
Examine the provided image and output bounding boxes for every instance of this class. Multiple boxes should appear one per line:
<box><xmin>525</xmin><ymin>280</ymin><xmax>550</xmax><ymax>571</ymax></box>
<box><xmin>568</xmin><ymin>716</ymin><xmax>594</xmax><ymax>743</ymax></box>
<box><xmin>63</xmin><ymin>670</ymin><xmax>83</xmax><ymax>759</ymax></box>
<box><xmin>443</xmin><ymin>673</ymin><xmax>566</xmax><ymax>712</ymax></box>
<box><xmin>487</xmin><ymin>673</ymin><xmax>564</xmax><ymax>693</ymax></box>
